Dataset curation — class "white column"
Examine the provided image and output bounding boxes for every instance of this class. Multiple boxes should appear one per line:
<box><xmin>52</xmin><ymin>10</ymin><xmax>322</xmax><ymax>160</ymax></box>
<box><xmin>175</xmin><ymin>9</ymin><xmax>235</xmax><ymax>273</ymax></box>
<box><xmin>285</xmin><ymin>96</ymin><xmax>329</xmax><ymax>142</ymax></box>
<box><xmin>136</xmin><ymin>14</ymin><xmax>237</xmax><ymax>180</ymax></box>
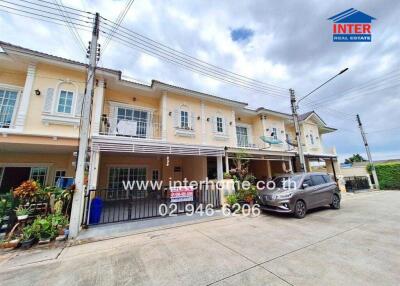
<box><xmin>231</xmin><ymin>110</ymin><xmax>237</xmax><ymax>146</ymax></box>
<box><xmin>288</xmin><ymin>158</ymin><xmax>293</xmax><ymax>174</ymax></box>
<box><xmin>14</xmin><ymin>63</ymin><xmax>36</xmax><ymax>131</ymax></box>
<box><xmin>201</xmin><ymin>101</ymin><xmax>206</xmax><ymax>144</ymax></box>
<box><xmin>225</xmin><ymin>154</ymin><xmax>229</xmax><ymax>173</ymax></box>
<box><xmin>91</xmin><ymin>79</ymin><xmax>105</xmax><ymax>135</ymax></box>
<box><xmin>161</xmin><ymin>91</ymin><xmax>168</xmax><ymax>141</ymax></box>
<box><xmin>88</xmin><ymin>150</ymin><xmax>100</xmax><ymax>189</ymax></box>
<box><xmin>267</xmin><ymin>160</ymin><xmax>272</xmax><ymax>179</ymax></box>
<box><xmin>217</xmin><ymin>156</ymin><xmax>223</xmax><ymax>181</ymax></box>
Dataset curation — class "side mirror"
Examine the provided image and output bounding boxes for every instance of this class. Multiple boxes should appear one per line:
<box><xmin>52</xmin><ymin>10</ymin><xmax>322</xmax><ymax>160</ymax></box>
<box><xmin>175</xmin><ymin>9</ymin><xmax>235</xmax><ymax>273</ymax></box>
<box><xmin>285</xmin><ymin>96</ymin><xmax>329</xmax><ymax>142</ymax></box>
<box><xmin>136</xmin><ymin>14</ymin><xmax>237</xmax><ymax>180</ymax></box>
<box><xmin>302</xmin><ymin>183</ymin><xmax>309</xmax><ymax>189</ymax></box>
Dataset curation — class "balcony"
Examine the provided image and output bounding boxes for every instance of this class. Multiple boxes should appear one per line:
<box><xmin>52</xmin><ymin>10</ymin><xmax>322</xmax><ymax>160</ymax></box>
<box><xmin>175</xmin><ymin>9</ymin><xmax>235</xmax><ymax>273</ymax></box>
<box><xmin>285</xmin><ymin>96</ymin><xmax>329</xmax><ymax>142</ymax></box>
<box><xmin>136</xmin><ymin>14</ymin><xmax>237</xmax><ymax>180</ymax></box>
<box><xmin>99</xmin><ymin>117</ymin><xmax>162</xmax><ymax>140</ymax></box>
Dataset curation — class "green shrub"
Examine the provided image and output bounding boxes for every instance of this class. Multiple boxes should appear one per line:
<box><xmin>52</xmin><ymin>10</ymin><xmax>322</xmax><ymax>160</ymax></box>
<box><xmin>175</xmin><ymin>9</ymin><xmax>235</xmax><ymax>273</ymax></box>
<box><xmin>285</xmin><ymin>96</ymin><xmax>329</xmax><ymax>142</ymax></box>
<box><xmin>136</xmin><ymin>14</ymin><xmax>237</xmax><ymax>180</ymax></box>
<box><xmin>226</xmin><ymin>194</ymin><xmax>238</xmax><ymax>206</ymax></box>
<box><xmin>373</xmin><ymin>163</ymin><xmax>400</xmax><ymax>190</ymax></box>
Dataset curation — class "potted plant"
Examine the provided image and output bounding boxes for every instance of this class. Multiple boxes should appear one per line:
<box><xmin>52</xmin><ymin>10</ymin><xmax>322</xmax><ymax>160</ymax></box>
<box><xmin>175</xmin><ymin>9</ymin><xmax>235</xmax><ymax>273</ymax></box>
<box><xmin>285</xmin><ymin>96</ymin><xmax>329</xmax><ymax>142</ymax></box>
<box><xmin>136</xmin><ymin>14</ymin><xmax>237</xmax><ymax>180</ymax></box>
<box><xmin>15</xmin><ymin>206</ymin><xmax>31</xmax><ymax>220</ymax></box>
<box><xmin>32</xmin><ymin>217</ymin><xmax>56</xmax><ymax>244</ymax></box>
<box><xmin>20</xmin><ymin>225</ymin><xmax>36</xmax><ymax>249</ymax></box>
<box><xmin>225</xmin><ymin>194</ymin><xmax>239</xmax><ymax>213</ymax></box>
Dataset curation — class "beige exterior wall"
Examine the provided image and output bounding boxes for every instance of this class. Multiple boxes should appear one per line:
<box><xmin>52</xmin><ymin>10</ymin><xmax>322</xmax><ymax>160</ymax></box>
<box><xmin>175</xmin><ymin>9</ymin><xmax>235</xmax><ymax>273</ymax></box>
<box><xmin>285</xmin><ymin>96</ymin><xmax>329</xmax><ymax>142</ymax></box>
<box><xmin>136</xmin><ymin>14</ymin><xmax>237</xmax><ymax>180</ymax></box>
<box><xmin>340</xmin><ymin>162</ymin><xmax>369</xmax><ymax>178</ymax></box>
<box><xmin>301</xmin><ymin>122</ymin><xmax>323</xmax><ymax>154</ymax></box>
<box><xmin>24</xmin><ymin>64</ymin><xmax>86</xmax><ymax>137</ymax></box>
<box><xmin>97</xmin><ymin>153</ymin><xmax>208</xmax><ymax>189</ymax></box>
<box><xmin>0</xmin><ymin>152</ymin><xmax>75</xmax><ymax>186</ymax></box>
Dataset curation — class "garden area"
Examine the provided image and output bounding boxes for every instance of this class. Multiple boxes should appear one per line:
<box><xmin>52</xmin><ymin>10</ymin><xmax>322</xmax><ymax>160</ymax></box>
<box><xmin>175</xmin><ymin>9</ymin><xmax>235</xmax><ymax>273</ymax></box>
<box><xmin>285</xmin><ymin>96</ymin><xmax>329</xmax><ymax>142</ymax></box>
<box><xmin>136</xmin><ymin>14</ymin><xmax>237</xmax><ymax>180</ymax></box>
<box><xmin>223</xmin><ymin>151</ymin><xmax>259</xmax><ymax>213</ymax></box>
<box><xmin>0</xmin><ymin>180</ymin><xmax>73</xmax><ymax>250</ymax></box>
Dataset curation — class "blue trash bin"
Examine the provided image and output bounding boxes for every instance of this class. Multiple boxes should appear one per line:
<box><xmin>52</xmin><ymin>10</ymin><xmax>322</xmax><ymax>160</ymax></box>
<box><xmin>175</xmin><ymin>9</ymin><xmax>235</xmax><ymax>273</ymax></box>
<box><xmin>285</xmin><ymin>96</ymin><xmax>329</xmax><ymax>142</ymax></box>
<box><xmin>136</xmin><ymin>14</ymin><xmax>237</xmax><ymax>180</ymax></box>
<box><xmin>89</xmin><ymin>197</ymin><xmax>103</xmax><ymax>224</ymax></box>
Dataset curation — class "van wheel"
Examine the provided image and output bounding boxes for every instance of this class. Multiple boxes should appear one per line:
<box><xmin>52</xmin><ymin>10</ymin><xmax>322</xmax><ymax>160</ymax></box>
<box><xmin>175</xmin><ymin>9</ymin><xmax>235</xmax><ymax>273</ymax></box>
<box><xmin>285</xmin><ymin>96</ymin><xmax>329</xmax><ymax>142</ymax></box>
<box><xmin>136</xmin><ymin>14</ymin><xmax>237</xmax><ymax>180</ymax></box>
<box><xmin>331</xmin><ymin>194</ymin><xmax>340</xmax><ymax>209</ymax></box>
<box><xmin>294</xmin><ymin>200</ymin><xmax>307</xmax><ymax>219</ymax></box>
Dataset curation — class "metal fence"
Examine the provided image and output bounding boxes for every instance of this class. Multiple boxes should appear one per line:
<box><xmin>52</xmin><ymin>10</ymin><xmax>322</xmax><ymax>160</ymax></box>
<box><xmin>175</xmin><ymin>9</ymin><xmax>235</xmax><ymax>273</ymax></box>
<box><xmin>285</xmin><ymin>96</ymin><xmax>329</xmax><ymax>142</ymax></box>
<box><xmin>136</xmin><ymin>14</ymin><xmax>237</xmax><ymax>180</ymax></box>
<box><xmin>82</xmin><ymin>184</ymin><xmax>221</xmax><ymax>226</ymax></box>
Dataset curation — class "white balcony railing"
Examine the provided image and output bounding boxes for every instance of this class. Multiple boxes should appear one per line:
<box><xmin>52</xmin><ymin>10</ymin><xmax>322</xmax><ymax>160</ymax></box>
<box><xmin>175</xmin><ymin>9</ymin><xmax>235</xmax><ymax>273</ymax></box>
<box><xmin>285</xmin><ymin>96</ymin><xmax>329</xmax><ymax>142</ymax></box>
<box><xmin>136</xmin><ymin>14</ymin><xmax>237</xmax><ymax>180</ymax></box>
<box><xmin>100</xmin><ymin>117</ymin><xmax>162</xmax><ymax>140</ymax></box>
<box><xmin>236</xmin><ymin>134</ymin><xmax>290</xmax><ymax>150</ymax></box>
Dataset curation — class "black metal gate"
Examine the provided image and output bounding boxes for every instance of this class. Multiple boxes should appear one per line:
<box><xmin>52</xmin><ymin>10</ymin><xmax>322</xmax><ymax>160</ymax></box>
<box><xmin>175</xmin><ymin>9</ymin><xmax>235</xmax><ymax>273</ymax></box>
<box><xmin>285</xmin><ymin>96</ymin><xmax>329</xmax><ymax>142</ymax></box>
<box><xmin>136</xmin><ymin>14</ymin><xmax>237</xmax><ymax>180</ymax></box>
<box><xmin>82</xmin><ymin>184</ymin><xmax>221</xmax><ymax>226</ymax></box>
<box><xmin>344</xmin><ymin>176</ymin><xmax>370</xmax><ymax>191</ymax></box>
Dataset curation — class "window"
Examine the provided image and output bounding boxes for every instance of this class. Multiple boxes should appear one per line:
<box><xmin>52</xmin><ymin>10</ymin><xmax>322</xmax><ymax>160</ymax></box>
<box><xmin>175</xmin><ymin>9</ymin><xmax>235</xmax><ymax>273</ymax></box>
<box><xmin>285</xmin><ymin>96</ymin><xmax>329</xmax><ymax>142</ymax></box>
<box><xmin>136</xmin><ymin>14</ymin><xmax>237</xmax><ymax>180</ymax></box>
<box><xmin>180</xmin><ymin>110</ymin><xmax>189</xmax><ymax>129</ymax></box>
<box><xmin>236</xmin><ymin>126</ymin><xmax>248</xmax><ymax>147</ymax></box>
<box><xmin>57</xmin><ymin>90</ymin><xmax>74</xmax><ymax>114</ymax></box>
<box><xmin>216</xmin><ymin>117</ymin><xmax>223</xmax><ymax>133</ymax></box>
<box><xmin>0</xmin><ymin>167</ymin><xmax>4</xmax><ymax>188</ymax></box>
<box><xmin>272</xmin><ymin>127</ymin><xmax>278</xmax><ymax>139</ymax></box>
<box><xmin>30</xmin><ymin>167</ymin><xmax>47</xmax><ymax>186</ymax></box>
<box><xmin>54</xmin><ymin>170</ymin><xmax>66</xmax><ymax>185</ymax></box>
<box><xmin>152</xmin><ymin>170</ymin><xmax>159</xmax><ymax>182</ymax></box>
<box><xmin>302</xmin><ymin>178</ymin><xmax>313</xmax><ymax>187</ymax></box>
<box><xmin>323</xmin><ymin>174</ymin><xmax>332</xmax><ymax>183</ymax></box>
<box><xmin>117</xmin><ymin>107</ymin><xmax>148</xmax><ymax>137</ymax></box>
<box><xmin>108</xmin><ymin>167</ymin><xmax>147</xmax><ymax>190</ymax></box>
<box><xmin>310</xmin><ymin>131</ymin><xmax>314</xmax><ymax>145</ymax></box>
<box><xmin>311</xmin><ymin>175</ymin><xmax>326</xmax><ymax>186</ymax></box>
<box><xmin>0</xmin><ymin>89</ymin><xmax>18</xmax><ymax>128</ymax></box>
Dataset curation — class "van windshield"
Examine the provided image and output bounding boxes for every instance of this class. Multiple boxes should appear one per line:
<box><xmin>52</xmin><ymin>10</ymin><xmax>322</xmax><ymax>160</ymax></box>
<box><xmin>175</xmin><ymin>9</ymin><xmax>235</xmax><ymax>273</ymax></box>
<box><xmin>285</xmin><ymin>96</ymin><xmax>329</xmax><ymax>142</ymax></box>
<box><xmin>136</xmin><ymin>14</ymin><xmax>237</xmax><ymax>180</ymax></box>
<box><xmin>273</xmin><ymin>175</ymin><xmax>302</xmax><ymax>190</ymax></box>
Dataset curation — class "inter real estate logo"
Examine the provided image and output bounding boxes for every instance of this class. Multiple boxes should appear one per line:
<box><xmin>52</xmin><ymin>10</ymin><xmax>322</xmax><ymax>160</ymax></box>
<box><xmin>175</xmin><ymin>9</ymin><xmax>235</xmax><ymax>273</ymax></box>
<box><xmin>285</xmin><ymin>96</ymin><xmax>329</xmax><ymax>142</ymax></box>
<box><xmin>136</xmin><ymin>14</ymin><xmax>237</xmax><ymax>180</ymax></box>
<box><xmin>328</xmin><ymin>8</ymin><xmax>376</xmax><ymax>42</ymax></box>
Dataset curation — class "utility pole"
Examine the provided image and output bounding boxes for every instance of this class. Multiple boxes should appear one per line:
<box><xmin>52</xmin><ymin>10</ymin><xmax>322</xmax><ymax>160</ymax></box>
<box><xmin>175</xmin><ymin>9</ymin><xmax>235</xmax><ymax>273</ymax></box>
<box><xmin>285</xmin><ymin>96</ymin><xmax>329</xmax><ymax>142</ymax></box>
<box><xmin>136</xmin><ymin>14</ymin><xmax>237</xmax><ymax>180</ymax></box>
<box><xmin>356</xmin><ymin>114</ymin><xmax>380</xmax><ymax>189</ymax></box>
<box><xmin>69</xmin><ymin>13</ymin><xmax>100</xmax><ymax>238</ymax></box>
<box><xmin>290</xmin><ymin>89</ymin><xmax>306</xmax><ymax>173</ymax></box>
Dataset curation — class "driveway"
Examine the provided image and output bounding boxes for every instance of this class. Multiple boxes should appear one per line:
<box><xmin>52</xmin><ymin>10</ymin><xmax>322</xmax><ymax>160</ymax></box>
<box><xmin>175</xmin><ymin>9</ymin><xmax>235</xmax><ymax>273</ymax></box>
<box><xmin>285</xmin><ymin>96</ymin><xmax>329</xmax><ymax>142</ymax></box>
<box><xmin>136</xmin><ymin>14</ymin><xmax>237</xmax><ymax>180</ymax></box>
<box><xmin>1</xmin><ymin>191</ymin><xmax>399</xmax><ymax>285</ymax></box>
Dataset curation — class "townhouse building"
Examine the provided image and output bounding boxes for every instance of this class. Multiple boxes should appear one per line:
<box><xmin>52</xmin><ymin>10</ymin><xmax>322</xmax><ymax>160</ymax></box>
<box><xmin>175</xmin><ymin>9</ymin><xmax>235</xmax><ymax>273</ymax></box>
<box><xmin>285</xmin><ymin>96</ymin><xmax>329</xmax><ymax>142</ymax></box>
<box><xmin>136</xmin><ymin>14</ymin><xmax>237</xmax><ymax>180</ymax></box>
<box><xmin>0</xmin><ymin>41</ymin><xmax>340</xmax><ymax>224</ymax></box>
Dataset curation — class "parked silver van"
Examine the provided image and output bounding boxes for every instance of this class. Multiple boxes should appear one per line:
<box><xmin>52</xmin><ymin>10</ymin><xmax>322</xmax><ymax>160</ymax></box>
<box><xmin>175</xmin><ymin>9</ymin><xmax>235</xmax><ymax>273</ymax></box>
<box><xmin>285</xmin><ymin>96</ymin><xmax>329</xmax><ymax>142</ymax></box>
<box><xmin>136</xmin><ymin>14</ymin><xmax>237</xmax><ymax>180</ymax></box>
<box><xmin>257</xmin><ymin>172</ymin><xmax>341</xmax><ymax>218</ymax></box>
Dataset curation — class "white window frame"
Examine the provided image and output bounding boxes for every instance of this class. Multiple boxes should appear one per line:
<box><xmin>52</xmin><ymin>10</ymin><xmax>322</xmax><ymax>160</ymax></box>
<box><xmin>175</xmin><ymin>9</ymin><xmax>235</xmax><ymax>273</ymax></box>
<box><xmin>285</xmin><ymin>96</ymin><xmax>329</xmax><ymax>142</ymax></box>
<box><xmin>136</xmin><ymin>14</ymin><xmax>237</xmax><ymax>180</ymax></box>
<box><xmin>56</xmin><ymin>90</ymin><xmax>74</xmax><ymax>115</ymax></box>
<box><xmin>29</xmin><ymin>167</ymin><xmax>48</xmax><ymax>186</ymax></box>
<box><xmin>236</xmin><ymin>123</ymin><xmax>253</xmax><ymax>147</ymax></box>
<box><xmin>0</xmin><ymin>84</ymin><xmax>22</xmax><ymax>130</ymax></box>
<box><xmin>180</xmin><ymin>110</ymin><xmax>189</xmax><ymax>129</ymax></box>
<box><xmin>54</xmin><ymin>169</ymin><xmax>67</xmax><ymax>185</ymax></box>
<box><xmin>108</xmin><ymin>101</ymin><xmax>154</xmax><ymax>137</ymax></box>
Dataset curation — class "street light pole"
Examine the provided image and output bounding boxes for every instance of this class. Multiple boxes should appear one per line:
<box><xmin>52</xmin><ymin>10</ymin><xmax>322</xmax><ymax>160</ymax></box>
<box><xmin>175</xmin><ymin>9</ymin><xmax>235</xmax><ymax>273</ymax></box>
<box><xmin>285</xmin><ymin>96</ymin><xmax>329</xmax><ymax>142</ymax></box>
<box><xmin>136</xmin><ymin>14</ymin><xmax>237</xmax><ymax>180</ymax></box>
<box><xmin>69</xmin><ymin>13</ymin><xmax>100</xmax><ymax>238</ymax></box>
<box><xmin>290</xmin><ymin>88</ymin><xmax>306</xmax><ymax>172</ymax></box>
<box><xmin>356</xmin><ymin>114</ymin><xmax>380</xmax><ymax>189</ymax></box>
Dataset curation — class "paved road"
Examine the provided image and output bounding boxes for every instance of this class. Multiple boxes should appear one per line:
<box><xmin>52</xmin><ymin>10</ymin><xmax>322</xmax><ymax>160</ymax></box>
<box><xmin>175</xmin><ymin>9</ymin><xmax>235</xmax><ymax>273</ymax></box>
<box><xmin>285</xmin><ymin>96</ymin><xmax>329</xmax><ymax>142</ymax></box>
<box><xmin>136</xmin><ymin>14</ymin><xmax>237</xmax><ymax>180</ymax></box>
<box><xmin>1</xmin><ymin>191</ymin><xmax>399</xmax><ymax>285</ymax></box>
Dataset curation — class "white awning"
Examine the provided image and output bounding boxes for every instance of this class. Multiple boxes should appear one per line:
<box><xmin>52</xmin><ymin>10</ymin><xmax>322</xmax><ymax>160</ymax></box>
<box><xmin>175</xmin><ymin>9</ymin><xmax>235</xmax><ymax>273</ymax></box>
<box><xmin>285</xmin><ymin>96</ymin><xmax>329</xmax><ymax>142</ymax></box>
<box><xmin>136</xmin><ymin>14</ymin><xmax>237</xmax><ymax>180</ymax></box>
<box><xmin>91</xmin><ymin>135</ymin><xmax>225</xmax><ymax>156</ymax></box>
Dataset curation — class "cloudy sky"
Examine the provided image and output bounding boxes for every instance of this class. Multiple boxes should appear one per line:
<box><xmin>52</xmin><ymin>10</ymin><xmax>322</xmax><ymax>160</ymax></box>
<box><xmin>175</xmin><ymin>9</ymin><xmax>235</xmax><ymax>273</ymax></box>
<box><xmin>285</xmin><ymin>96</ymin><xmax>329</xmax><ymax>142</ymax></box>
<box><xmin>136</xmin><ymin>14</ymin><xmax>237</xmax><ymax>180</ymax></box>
<box><xmin>1</xmin><ymin>0</ymin><xmax>399</xmax><ymax>162</ymax></box>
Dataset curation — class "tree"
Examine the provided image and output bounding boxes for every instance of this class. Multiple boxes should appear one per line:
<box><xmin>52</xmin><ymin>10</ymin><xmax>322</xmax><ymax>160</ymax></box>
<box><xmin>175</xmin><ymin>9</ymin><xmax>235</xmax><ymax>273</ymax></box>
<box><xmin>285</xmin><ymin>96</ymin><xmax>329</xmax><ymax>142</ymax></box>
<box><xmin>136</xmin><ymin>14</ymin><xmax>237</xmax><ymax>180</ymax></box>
<box><xmin>344</xmin><ymin>154</ymin><xmax>366</xmax><ymax>164</ymax></box>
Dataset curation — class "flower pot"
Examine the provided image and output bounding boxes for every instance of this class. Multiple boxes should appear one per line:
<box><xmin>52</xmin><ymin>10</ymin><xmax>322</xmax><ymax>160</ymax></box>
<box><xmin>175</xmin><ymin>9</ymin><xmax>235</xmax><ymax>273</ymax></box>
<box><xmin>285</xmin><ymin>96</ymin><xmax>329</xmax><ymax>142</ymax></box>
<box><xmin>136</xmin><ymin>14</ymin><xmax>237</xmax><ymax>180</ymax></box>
<box><xmin>20</xmin><ymin>238</ymin><xmax>35</xmax><ymax>249</ymax></box>
<box><xmin>38</xmin><ymin>238</ymin><xmax>51</xmax><ymax>244</ymax></box>
<box><xmin>58</xmin><ymin>228</ymin><xmax>65</xmax><ymax>235</ymax></box>
<box><xmin>0</xmin><ymin>239</ymin><xmax>20</xmax><ymax>249</ymax></box>
<box><xmin>17</xmin><ymin>215</ymin><xmax>28</xmax><ymax>221</ymax></box>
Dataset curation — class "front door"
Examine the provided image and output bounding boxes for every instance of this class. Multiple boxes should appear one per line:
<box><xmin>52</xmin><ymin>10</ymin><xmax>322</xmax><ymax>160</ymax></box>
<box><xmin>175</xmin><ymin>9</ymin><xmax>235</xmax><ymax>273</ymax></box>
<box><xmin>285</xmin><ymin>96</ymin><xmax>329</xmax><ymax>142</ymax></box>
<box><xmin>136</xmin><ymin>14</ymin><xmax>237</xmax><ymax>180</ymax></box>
<box><xmin>0</xmin><ymin>167</ymin><xmax>31</xmax><ymax>193</ymax></box>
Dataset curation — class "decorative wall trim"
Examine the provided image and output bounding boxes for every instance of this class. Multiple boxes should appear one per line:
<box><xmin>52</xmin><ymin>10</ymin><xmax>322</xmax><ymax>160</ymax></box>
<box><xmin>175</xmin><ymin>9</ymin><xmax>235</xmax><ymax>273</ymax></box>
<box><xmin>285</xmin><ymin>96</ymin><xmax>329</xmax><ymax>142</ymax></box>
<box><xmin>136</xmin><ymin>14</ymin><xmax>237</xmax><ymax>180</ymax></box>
<box><xmin>14</xmin><ymin>63</ymin><xmax>36</xmax><ymax>131</ymax></box>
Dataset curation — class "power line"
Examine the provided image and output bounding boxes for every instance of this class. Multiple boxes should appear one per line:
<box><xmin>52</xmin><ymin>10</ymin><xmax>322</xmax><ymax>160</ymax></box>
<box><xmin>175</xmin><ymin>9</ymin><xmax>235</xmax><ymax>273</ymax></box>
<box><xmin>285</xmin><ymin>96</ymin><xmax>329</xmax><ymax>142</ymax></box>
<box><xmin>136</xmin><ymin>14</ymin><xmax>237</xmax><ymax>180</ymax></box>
<box><xmin>302</xmin><ymin>69</ymin><xmax>400</xmax><ymax>108</ymax></box>
<box><xmin>0</xmin><ymin>7</ymin><xmax>92</xmax><ymax>31</ymax></box>
<box><xmin>0</xmin><ymin>0</ymin><xmax>92</xmax><ymax>23</ymax></box>
<box><xmin>101</xmin><ymin>0</ymin><xmax>135</xmax><ymax>57</ymax></box>
<box><xmin>13</xmin><ymin>0</ymin><xmax>93</xmax><ymax>19</ymax></box>
<box><xmin>52</xmin><ymin>0</ymin><xmax>87</xmax><ymax>53</ymax></box>
<box><xmin>0</xmin><ymin>2</ymin><xmax>93</xmax><ymax>29</ymax></box>
<box><xmin>27</xmin><ymin>0</ymin><xmax>93</xmax><ymax>15</ymax></box>
<box><xmin>100</xmin><ymin>27</ymin><xmax>288</xmax><ymax>97</ymax></box>
<box><xmin>103</xmin><ymin>30</ymin><xmax>288</xmax><ymax>98</ymax></box>
<box><xmin>367</xmin><ymin>126</ymin><xmax>400</xmax><ymax>134</ymax></box>
<box><xmin>100</xmin><ymin>16</ymin><xmax>287</xmax><ymax>93</ymax></box>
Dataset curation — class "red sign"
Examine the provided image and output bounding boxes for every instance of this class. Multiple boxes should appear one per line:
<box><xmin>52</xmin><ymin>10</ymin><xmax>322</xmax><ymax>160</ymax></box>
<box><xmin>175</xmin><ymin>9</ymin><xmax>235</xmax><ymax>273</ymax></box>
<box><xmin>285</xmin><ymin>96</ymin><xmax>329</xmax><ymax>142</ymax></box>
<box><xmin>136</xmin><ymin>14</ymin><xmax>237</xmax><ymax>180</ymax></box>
<box><xmin>170</xmin><ymin>186</ymin><xmax>194</xmax><ymax>203</ymax></box>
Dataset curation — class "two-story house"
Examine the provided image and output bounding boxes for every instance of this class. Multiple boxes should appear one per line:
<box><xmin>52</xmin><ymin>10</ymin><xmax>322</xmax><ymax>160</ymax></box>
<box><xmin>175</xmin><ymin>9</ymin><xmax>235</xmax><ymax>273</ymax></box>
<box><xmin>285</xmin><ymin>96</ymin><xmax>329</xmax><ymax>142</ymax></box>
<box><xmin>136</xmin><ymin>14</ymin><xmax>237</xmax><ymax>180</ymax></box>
<box><xmin>0</xmin><ymin>41</ymin><xmax>339</xmax><ymax>223</ymax></box>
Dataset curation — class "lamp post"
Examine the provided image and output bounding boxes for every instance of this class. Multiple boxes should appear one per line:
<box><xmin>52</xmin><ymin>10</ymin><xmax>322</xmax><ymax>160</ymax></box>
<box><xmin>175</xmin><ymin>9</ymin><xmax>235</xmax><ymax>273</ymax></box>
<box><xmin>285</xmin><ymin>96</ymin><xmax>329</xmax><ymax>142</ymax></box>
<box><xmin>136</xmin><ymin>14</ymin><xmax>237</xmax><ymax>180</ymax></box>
<box><xmin>290</xmin><ymin>68</ymin><xmax>348</xmax><ymax>173</ymax></box>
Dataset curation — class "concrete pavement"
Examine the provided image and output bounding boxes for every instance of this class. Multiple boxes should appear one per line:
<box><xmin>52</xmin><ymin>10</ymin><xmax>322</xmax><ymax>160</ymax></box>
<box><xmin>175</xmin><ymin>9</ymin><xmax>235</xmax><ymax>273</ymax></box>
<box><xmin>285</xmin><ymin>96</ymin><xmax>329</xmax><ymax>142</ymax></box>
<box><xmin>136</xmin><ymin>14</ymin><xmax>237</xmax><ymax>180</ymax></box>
<box><xmin>1</xmin><ymin>190</ymin><xmax>399</xmax><ymax>285</ymax></box>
